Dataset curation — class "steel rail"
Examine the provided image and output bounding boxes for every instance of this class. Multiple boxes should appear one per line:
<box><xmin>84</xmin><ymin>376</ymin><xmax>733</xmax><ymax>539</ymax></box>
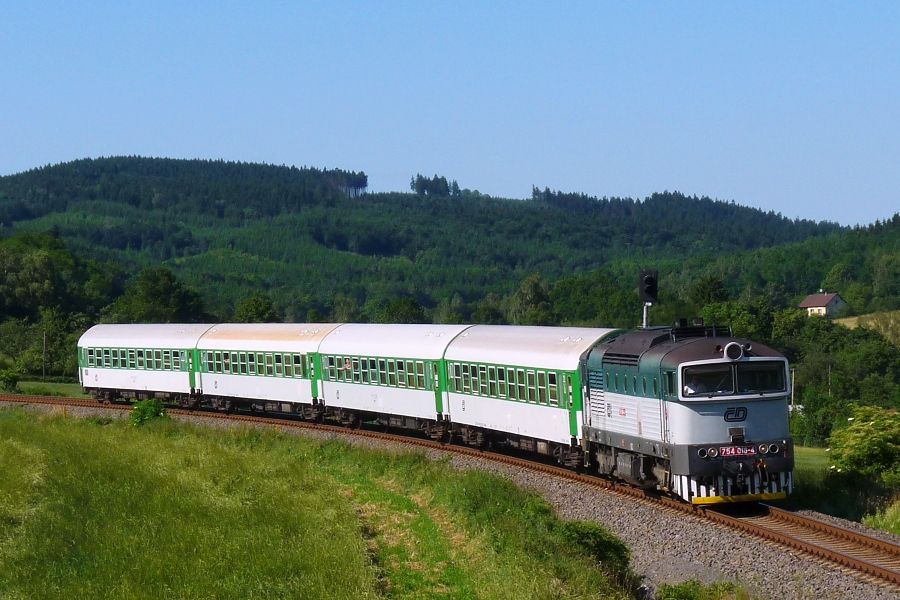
<box><xmin>2</xmin><ymin>393</ymin><xmax>898</xmax><ymax>591</ymax></box>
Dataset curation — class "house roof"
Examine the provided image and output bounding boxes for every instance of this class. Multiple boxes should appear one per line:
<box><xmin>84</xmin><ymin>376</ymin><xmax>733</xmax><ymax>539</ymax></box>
<box><xmin>798</xmin><ymin>293</ymin><xmax>843</xmax><ymax>308</ymax></box>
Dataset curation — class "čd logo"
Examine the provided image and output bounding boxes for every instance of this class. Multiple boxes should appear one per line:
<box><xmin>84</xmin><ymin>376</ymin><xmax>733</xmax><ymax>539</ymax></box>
<box><xmin>724</xmin><ymin>407</ymin><xmax>747</xmax><ymax>422</ymax></box>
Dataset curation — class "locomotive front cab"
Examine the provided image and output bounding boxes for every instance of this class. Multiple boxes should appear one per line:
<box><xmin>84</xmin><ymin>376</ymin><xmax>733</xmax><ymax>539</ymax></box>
<box><xmin>665</xmin><ymin>339</ymin><xmax>794</xmax><ymax>504</ymax></box>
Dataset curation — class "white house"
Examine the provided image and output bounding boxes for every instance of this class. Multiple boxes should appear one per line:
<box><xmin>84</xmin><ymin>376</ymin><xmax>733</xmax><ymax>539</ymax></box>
<box><xmin>798</xmin><ymin>292</ymin><xmax>847</xmax><ymax>318</ymax></box>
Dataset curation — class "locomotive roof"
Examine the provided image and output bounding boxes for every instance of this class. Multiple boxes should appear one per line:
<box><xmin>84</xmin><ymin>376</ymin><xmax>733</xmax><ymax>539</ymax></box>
<box><xmin>445</xmin><ymin>325</ymin><xmax>617</xmax><ymax>370</ymax></box>
<box><xmin>592</xmin><ymin>328</ymin><xmax>785</xmax><ymax>371</ymax></box>
<box><xmin>317</xmin><ymin>324</ymin><xmax>472</xmax><ymax>359</ymax></box>
<box><xmin>653</xmin><ymin>336</ymin><xmax>784</xmax><ymax>369</ymax></box>
<box><xmin>78</xmin><ymin>323</ymin><xmax>215</xmax><ymax>349</ymax></box>
<box><xmin>197</xmin><ymin>323</ymin><xmax>343</xmax><ymax>352</ymax></box>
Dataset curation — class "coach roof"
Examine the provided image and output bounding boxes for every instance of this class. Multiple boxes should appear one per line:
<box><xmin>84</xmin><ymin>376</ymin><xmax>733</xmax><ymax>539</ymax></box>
<box><xmin>318</xmin><ymin>324</ymin><xmax>472</xmax><ymax>359</ymax></box>
<box><xmin>197</xmin><ymin>323</ymin><xmax>343</xmax><ymax>353</ymax></box>
<box><xmin>445</xmin><ymin>325</ymin><xmax>617</xmax><ymax>370</ymax></box>
<box><xmin>78</xmin><ymin>323</ymin><xmax>215</xmax><ymax>349</ymax></box>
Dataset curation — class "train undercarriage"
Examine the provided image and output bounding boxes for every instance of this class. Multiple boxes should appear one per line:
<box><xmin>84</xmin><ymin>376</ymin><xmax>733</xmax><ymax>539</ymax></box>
<box><xmin>86</xmin><ymin>387</ymin><xmax>789</xmax><ymax>503</ymax></box>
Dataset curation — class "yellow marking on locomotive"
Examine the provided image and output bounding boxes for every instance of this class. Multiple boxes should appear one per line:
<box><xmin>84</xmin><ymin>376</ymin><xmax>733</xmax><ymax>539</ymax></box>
<box><xmin>691</xmin><ymin>491</ymin><xmax>787</xmax><ymax>505</ymax></box>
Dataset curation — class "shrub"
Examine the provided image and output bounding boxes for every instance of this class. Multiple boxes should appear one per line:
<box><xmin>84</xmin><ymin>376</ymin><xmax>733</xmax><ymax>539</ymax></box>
<box><xmin>827</xmin><ymin>405</ymin><xmax>900</xmax><ymax>491</ymax></box>
<box><xmin>131</xmin><ymin>398</ymin><xmax>167</xmax><ymax>427</ymax></box>
<box><xmin>0</xmin><ymin>369</ymin><xmax>20</xmax><ymax>392</ymax></box>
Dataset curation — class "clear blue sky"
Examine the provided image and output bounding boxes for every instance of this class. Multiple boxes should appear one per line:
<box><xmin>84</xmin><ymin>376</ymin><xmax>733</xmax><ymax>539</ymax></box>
<box><xmin>2</xmin><ymin>2</ymin><xmax>898</xmax><ymax>226</ymax></box>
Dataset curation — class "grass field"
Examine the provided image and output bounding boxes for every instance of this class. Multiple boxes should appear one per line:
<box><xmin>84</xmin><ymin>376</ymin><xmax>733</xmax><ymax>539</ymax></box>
<box><xmin>835</xmin><ymin>309</ymin><xmax>900</xmax><ymax>345</ymax></box>
<box><xmin>0</xmin><ymin>407</ymin><xmax>641</xmax><ymax>599</ymax></box>
<box><xmin>16</xmin><ymin>380</ymin><xmax>90</xmax><ymax>398</ymax></box>
<box><xmin>787</xmin><ymin>445</ymin><xmax>897</xmax><ymax>531</ymax></box>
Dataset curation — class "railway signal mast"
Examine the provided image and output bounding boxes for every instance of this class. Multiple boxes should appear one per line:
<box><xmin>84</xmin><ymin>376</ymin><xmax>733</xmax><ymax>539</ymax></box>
<box><xmin>639</xmin><ymin>269</ymin><xmax>658</xmax><ymax>328</ymax></box>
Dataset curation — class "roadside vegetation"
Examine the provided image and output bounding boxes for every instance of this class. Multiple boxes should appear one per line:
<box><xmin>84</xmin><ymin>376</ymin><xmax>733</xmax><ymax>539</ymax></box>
<box><xmin>0</xmin><ymin>408</ymin><xmax>639</xmax><ymax>599</ymax></box>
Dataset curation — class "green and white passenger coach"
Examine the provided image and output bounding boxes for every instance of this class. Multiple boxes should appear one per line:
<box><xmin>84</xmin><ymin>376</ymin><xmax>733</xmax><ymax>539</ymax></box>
<box><xmin>79</xmin><ymin>321</ymin><xmax>794</xmax><ymax>504</ymax></box>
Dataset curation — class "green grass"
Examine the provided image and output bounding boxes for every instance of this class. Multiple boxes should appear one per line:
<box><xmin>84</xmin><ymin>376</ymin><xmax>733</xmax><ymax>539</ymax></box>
<box><xmin>16</xmin><ymin>380</ymin><xmax>90</xmax><ymax>398</ymax></box>
<box><xmin>656</xmin><ymin>580</ymin><xmax>751</xmax><ymax>600</ymax></box>
<box><xmin>0</xmin><ymin>408</ymin><xmax>634</xmax><ymax>599</ymax></box>
<box><xmin>863</xmin><ymin>498</ymin><xmax>900</xmax><ymax>535</ymax></box>
<box><xmin>787</xmin><ymin>446</ymin><xmax>896</xmax><ymax>530</ymax></box>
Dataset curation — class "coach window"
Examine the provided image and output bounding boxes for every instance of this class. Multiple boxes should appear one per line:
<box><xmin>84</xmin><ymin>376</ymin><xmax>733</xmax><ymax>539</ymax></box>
<box><xmin>326</xmin><ymin>356</ymin><xmax>336</xmax><ymax>379</ymax></box>
<box><xmin>538</xmin><ymin>372</ymin><xmax>547</xmax><ymax>404</ymax></box>
<box><xmin>461</xmin><ymin>364</ymin><xmax>470</xmax><ymax>393</ymax></box>
<box><xmin>505</xmin><ymin>368</ymin><xmax>515</xmax><ymax>399</ymax></box>
<box><xmin>247</xmin><ymin>352</ymin><xmax>256</xmax><ymax>375</ymax></box>
<box><xmin>228</xmin><ymin>352</ymin><xmax>237</xmax><ymax>374</ymax></box>
<box><xmin>394</xmin><ymin>360</ymin><xmax>405</xmax><ymax>387</ymax></box>
<box><xmin>516</xmin><ymin>369</ymin><xmax>526</xmax><ymax>401</ymax></box>
<box><xmin>526</xmin><ymin>371</ymin><xmax>537</xmax><ymax>403</ymax></box>
<box><xmin>263</xmin><ymin>354</ymin><xmax>272</xmax><ymax>376</ymax></box>
<box><xmin>378</xmin><ymin>359</ymin><xmax>387</xmax><ymax>384</ymax></box>
<box><xmin>253</xmin><ymin>353</ymin><xmax>262</xmax><ymax>375</ymax></box>
<box><xmin>362</xmin><ymin>358</ymin><xmax>372</xmax><ymax>383</ymax></box>
<box><xmin>416</xmin><ymin>362</ymin><xmax>425</xmax><ymax>389</ymax></box>
<box><xmin>474</xmin><ymin>365</ymin><xmax>484</xmax><ymax>395</ymax></box>
<box><xmin>384</xmin><ymin>360</ymin><xmax>394</xmax><ymax>386</ymax></box>
<box><xmin>163</xmin><ymin>351</ymin><xmax>171</xmax><ymax>370</ymax></box>
<box><xmin>404</xmin><ymin>361</ymin><xmax>413</xmax><ymax>388</ymax></box>
<box><xmin>136</xmin><ymin>349</ymin><xmax>144</xmax><ymax>369</ymax></box>
<box><xmin>367</xmin><ymin>359</ymin><xmax>375</xmax><ymax>383</ymax></box>
<box><xmin>273</xmin><ymin>354</ymin><xmax>282</xmax><ymax>377</ymax></box>
<box><xmin>487</xmin><ymin>366</ymin><xmax>497</xmax><ymax>396</ymax></box>
<box><xmin>294</xmin><ymin>354</ymin><xmax>304</xmax><ymax>378</ymax></box>
<box><xmin>548</xmin><ymin>373</ymin><xmax>559</xmax><ymax>405</ymax></box>
<box><xmin>223</xmin><ymin>352</ymin><xmax>231</xmax><ymax>374</ymax></box>
<box><xmin>497</xmin><ymin>367</ymin><xmax>506</xmax><ymax>399</ymax></box>
<box><xmin>109</xmin><ymin>349</ymin><xmax>117</xmax><ymax>368</ymax></box>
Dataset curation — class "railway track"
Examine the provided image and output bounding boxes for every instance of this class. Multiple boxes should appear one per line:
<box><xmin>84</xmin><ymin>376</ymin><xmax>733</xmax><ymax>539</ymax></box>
<box><xmin>3</xmin><ymin>393</ymin><xmax>899</xmax><ymax>592</ymax></box>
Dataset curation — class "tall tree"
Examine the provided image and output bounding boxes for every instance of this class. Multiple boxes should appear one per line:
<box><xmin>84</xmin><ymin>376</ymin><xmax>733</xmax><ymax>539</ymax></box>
<box><xmin>234</xmin><ymin>292</ymin><xmax>280</xmax><ymax>322</ymax></box>
<box><xmin>508</xmin><ymin>273</ymin><xmax>555</xmax><ymax>325</ymax></box>
<box><xmin>102</xmin><ymin>267</ymin><xmax>205</xmax><ymax>323</ymax></box>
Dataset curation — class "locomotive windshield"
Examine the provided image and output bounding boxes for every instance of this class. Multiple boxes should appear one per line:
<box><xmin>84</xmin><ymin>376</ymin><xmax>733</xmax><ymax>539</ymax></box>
<box><xmin>682</xmin><ymin>360</ymin><xmax>787</xmax><ymax>397</ymax></box>
<box><xmin>682</xmin><ymin>364</ymin><xmax>733</xmax><ymax>396</ymax></box>
<box><xmin>736</xmin><ymin>361</ymin><xmax>786</xmax><ymax>394</ymax></box>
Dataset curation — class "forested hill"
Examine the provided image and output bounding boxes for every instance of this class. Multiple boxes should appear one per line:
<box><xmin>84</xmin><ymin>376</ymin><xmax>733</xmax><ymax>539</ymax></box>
<box><xmin>0</xmin><ymin>156</ymin><xmax>847</xmax><ymax>317</ymax></box>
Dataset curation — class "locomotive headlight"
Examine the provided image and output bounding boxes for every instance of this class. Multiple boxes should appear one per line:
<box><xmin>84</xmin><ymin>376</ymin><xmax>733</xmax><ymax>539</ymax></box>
<box><xmin>724</xmin><ymin>342</ymin><xmax>743</xmax><ymax>360</ymax></box>
<box><xmin>769</xmin><ymin>443</ymin><xmax>780</xmax><ymax>454</ymax></box>
<box><xmin>758</xmin><ymin>443</ymin><xmax>769</xmax><ymax>454</ymax></box>
<box><xmin>707</xmin><ymin>447</ymin><xmax>718</xmax><ymax>458</ymax></box>
<box><xmin>698</xmin><ymin>448</ymin><xmax>708</xmax><ymax>459</ymax></box>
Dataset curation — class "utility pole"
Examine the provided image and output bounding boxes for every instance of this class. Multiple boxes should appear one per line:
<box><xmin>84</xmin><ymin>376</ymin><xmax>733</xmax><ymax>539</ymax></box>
<box><xmin>42</xmin><ymin>330</ymin><xmax>47</xmax><ymax>382</ymax></box>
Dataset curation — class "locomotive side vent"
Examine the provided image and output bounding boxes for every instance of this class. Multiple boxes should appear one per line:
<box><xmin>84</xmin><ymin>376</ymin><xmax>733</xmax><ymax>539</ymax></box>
<box><xmin>601</xmin><ymin>352</ymin><xmax>640</xmax><ymax>366</ymax></box>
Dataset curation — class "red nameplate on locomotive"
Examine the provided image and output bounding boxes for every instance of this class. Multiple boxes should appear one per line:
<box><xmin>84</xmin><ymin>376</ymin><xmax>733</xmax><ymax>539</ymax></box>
<box><xmin>719</xmin><ymin>446</ymin><xmax>758</xmax><ymax>457</ymax></box>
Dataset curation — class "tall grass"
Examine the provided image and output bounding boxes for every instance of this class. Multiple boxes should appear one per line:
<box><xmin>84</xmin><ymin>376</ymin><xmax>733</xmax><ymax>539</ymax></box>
<box><xmin>787</xmin><ymin>446</ymin><xmax>893</xmax><ymax>524</ymax></box>
<box><xmin>0</xmin><ymin>409</ymin><xmax>633</xmax><ymax>599</ymax></box>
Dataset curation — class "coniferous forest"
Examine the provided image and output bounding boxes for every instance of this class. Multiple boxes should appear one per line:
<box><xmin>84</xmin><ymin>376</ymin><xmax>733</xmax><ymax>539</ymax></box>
<box><xmin>0</xmin><ymin>156</ymin><xmax>898</xmax><ymax>445</ymax></box>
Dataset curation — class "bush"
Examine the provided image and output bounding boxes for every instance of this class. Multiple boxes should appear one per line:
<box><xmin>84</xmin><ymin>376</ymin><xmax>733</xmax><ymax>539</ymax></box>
<box><xmin>827</xmin><ymin>405</ymin><xmax>900</xmax><ymax>490</ymax></box>
<box><xmin>131</xmin><ymin>398</ymin><xmax>167</xmax><ymax>427</ymax></box>
<box><xmin>0</xmin><ymin>369</ymin><xmax>20</xmax><ymax>392</ymax></box>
